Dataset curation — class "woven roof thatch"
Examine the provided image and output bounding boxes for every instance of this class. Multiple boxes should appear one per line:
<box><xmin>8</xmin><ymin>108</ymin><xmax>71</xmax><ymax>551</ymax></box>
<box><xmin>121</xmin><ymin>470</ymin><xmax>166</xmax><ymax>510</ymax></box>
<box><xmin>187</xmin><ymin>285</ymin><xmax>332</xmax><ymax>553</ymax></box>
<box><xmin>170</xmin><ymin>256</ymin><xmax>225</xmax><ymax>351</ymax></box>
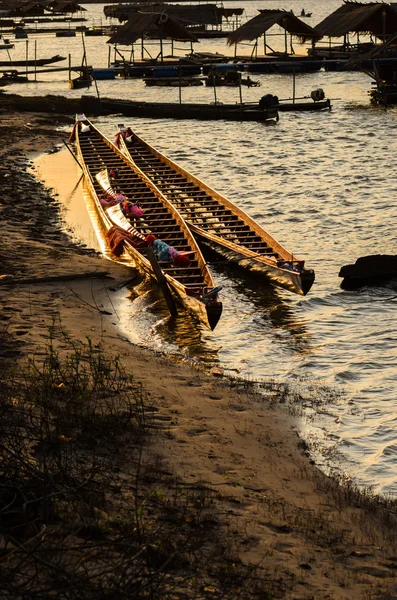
<box><xmin>12</xmin><ymin>0</ymin><xmax>50</xmax><ymax>15</ymax></box>
<box><xmin>104</xmin><ymin>3</ymin><xmax>232</xmax><ymax>26</ymax></box>
<box><xmin>227</xmin><ymin>9</ymin><xmax>321</xmax><ymax>46</ymax></box>
<box><xmin>0</xmin><ymin>0</ymin><xmax>50</xmax><ymax>15</ymax></box>
<box><xmin>50</xmin><ymin>1</ymin><xmax>86</xmax><ymax>12</ymax></box>
<box><xmin>107</xmin><ymin>12</ymin><xmax>199</xmax><ymax>44</ymax></box>
<box><xmin>314</xmin><ymin>2</ymin><xmax>397</xmax><ymax>38</ymax></box>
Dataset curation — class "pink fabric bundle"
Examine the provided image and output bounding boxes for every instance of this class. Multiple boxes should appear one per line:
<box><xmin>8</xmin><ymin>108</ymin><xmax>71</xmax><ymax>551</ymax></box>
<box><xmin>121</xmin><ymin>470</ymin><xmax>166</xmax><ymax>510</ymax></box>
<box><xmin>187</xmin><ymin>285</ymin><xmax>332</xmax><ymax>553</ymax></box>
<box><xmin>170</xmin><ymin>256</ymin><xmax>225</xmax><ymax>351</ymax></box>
<box><xmin>169</xmin><ymin>246</ymin><xmax>191</xmax><ymax>268</ymax></box>
<box><xmin>99</xmin><ymin>193</ymin><xmax>116</xmax><ymax>208</ymax></box>
<box><xmin>121</xmin><ymin>201</ymin><xmax>143</xmax><ymax>218</ymax></box>
<box><xmin>129</xmin><ymin>204</ymin><xmax>143</xmax><ymax>218</ymax></box>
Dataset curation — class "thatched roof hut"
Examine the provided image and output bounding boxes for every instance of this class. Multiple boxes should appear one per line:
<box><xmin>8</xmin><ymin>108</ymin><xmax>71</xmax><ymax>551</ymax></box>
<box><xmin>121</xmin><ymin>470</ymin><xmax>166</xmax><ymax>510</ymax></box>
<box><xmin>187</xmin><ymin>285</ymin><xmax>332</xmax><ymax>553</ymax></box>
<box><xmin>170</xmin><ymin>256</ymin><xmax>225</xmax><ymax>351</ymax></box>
<box><xmin>0</xmin><ymin>0</ymin><xmax>85</xmax><ymax>16</ymax></box>
<box><xmin>7</xmin><ymin>0</ymin><xmax>50</xmax><ymax>16</ymax></box>
<box><xmin>107</xmin><ymin>12</ymin><xmax>199</xmax><ymax>45</ymax></box>
<box><xmin>50</xmin><ymin>1</ymin><xmax>86</xmax><ymax>13</ymax></box>
<box><xmin>104</xmin><ymin>3</ymin><xmax>240</xmax><ymax>26</ymax></box>
<box><xmin>227</xmin><ymin>9</ymin><xmax>321</xmax><ymax>46</ymax></box>
<box><xmin>314</xmin><ymin>2</ymin><xmax>397</xmax><ymax>39</ymax></box>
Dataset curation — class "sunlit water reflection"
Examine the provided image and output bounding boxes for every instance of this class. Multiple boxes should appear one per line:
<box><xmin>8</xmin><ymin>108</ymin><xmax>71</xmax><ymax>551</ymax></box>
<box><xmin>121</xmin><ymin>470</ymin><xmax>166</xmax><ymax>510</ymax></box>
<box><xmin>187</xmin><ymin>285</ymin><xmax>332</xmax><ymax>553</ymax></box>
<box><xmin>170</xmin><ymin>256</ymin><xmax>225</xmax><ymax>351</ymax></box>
<box><xmin>26</xmin><ymin>0</ymin><xmax>397</xmax><ymax>497</ymax></box>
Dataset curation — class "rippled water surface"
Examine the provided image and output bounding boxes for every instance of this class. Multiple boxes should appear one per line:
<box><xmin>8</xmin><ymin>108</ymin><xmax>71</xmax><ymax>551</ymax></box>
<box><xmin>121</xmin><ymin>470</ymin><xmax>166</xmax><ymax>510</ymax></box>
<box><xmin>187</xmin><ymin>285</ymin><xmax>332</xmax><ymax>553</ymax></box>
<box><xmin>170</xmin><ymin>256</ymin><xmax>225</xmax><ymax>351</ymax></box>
<box><xmin>25</xmin><ymin>0</ymin><xmax>397</xmax><ymax>496</ymax></box>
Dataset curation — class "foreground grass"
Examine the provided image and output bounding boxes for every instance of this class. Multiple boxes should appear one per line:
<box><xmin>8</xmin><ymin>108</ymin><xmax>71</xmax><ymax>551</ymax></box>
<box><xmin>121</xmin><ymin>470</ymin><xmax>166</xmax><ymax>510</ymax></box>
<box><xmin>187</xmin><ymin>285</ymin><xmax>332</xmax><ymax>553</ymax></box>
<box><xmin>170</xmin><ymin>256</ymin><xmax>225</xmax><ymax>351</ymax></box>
<box><xmin>2</xmin><ymin>330</ymin><xmax>397</xmax><ymax>599</ymax></box>
<box><xmin>0</xmin><ymin>333</ymin><xmax>269</xmax><ymax>600</ymax></box>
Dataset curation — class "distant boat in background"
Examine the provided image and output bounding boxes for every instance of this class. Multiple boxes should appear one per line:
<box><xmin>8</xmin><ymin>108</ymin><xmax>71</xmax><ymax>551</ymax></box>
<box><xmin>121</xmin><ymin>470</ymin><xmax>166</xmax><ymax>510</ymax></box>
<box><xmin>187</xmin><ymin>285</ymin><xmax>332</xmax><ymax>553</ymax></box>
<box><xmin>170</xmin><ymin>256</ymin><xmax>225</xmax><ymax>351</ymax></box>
<box><xmin>205</xmin><ymin>70</ymin><xmax>260</xmax><ymax>87</ymax></box>
<box><xmin>0</xmin><ymin>71</ymin><xmax>29</xmax><ymax>86</ymax></box>
<box><xmin>144</xmin><ymin>75</ymin><xmax>203</xmax><ymax>87</ymax></box>
<box><xmin>69</xmin><ymin>70</ymin><xmax>93</xmax><ymax>89</ymax></box>
<box><xmin>0</xmin><ymin>36</ymin><xmax>13</xmax><ymax>50</ymax></box>
<box><xmin>0</xmin><ymin>54</ymin><xmax>65</xmax><ymax>68</ymax></box>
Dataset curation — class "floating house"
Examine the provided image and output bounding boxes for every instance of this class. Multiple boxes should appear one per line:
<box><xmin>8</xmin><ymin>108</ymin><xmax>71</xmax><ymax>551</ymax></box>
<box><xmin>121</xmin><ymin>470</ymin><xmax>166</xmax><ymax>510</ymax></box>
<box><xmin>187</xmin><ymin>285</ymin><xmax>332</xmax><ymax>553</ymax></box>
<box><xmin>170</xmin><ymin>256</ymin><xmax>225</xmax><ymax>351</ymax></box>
<box><xmin>104</xmin><ymin>3</ymin><xmax>244</xmax><ymax>37</ymax></box>
<box><xmin>310</xmin><ymin>1</ymin><xmax>397</xmax><ymax>59</ymax></box>
<box><xmin>226</xmin><ymin>9</ymin><xmax>321</xmax><ymax>59</ymax></box>
<box><xmin>107</xmin><ymin>12</ymin><xmax>199</xmax><ymax>64</ymax></box>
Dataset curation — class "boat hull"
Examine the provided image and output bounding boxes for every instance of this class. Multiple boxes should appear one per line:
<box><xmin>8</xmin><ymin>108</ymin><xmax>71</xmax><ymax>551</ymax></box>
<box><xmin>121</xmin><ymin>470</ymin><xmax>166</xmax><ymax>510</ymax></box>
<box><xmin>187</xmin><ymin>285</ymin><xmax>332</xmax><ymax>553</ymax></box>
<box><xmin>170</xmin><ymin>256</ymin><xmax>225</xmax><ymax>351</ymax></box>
<box><xmin>81</xmin><ymin>96</ymin><xmax>278</xmax><ymax>122</ymax></box>
<box><xmin>74</xmin><ymin>119</ymin><xmax>222</xmax><ymax>330</ymax></box>
<box><xmin>0</xmin><ymin>54</ymin><xmax>65</xmax><ymax>67</ymax></box>
<box><xmin>276</xmin><ymin>99</ymin><xmax>331</xmax><ymax>111</ymax></box>
<box><xmin>118</xmin><ymin>130</ymin><xmax>314</xmax><ymax>296</ymax></box>
<box><xmin>193</xmin><ymin>228</ymin><xmax>313</xmax><ymax>296</ymax></box>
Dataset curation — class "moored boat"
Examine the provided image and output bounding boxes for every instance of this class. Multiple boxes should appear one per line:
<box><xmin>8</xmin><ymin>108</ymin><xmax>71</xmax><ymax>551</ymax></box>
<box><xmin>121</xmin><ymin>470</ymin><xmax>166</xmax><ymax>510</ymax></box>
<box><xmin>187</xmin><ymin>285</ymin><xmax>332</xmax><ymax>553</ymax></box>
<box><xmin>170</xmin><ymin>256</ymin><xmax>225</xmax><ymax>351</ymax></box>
<box><xmin>80</xmin><ymin>95</ymin><xmax>279</xmax><ymax>123</ymax></box>
<box><xmin>0</xmin><ymin>54</ymin><xmax>65</xmax><ymax>68</ymax></box>
<box><xmin>204</xmin><ymin>70</ymin><xmax>260</xmax><ymax>87</ymax></box>
<box><xmin>144</xmin><ymin>76</ymin><xmax>203</xmax><ymax>87</ymax></box>
<box><xmin>115</xmin><ymin>127</ymin><xmax>315</xmax><ymax>296</ymax></box>
<box><xmin>69</xmin><ymin>72</ymin><xmax>93</xmax><ymax>89</ymax></box>
<box><xmin>0</xmin><ymin>71</ymin><xmax>29</xmax><ymax>86</ymax></box>
<box><xmin>70</xmin><ymin>115</ymin><xmax>222</xmax><ymax>330</ymax></box>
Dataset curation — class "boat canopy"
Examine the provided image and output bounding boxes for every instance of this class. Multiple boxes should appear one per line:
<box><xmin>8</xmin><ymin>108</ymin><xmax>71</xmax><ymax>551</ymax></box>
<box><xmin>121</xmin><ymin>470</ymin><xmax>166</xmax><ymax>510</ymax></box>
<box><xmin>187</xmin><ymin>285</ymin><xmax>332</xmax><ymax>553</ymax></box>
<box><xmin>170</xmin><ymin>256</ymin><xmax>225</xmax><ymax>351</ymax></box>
<box><xmin>227</xmin><ymin>9</ymin><xmax>321</xmax><ymax>46</ymax></box>
<box><xmin>107</xmin><ymin>12</ymin><xmax>199</xmax><ymax>45</ymax></box>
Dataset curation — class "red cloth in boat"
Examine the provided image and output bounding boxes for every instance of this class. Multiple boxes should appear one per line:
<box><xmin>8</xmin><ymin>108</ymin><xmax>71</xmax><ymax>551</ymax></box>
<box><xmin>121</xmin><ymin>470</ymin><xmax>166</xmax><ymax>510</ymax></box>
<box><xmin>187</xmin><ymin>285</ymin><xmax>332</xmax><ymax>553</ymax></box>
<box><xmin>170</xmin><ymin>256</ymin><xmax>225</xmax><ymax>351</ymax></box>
<box><xmin>106</xmin><ymin>226</ymin><xmax>145</xmax><ymax>257</ymax></box>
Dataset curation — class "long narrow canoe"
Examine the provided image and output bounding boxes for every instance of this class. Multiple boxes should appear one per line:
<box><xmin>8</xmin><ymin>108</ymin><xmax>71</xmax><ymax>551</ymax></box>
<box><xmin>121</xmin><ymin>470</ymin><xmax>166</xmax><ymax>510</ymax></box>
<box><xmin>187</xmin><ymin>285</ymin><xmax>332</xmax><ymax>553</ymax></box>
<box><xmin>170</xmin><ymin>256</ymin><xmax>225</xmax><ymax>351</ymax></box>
<box><xmin>115</xmin><ymin>127</ymin><xmax>315</xmax><ymax>296</ymax></box>
<box><xmin>80</xmin><ymin>96</ymin><xmax>279</xmax><ymax>123</ymax></box>
<box><xmin>71</xmin><ymin>115</ymin><xmax>223</xmax><ymax>330</ymax></box>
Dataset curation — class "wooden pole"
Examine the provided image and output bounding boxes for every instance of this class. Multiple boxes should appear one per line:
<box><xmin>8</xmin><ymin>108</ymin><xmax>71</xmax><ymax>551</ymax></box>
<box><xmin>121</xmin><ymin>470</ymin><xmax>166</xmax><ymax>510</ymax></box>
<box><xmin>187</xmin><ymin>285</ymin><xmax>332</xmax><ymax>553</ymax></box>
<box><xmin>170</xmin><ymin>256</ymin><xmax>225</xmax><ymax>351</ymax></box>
<box><xmin>34</xmin><ymin>38</ymin><xmax>37</xmax><ymax>81</ymax></box>
<box><xmin>382</xmin><ymin>10</ymin><xmax>386</xmax><ymax>43</ymax></box>
<box><xmin>68</xmin><ymin>53</ymin><xmax>71</xmax><ymax>80</ymax></box>
<box><xmin>25</xmin><ymin>39</ymin><xmax>28</xmax><ymax>77</ymax></box>
<box><xmin>212</xmin><ymin>65</ymin><xmax>217</xmax><ymax>105</ymax></box>
<box><xmin>146</xmin><ymin>247</ymin><xmax>178</xmax><ymax>317</ymax></box>
<box><xmin>292</xmin><ymin>70</ymin><xmax>296</xmax><ymax>103</ymax></box>
<box><xmin>81</xmin><ymin>30</ymin><xmax>87</xmax><ymax>67</ymax></box>
<box><xmin>63</xmin><ymin>139</ymin><xmax>83</xmax><ymax>170</ymax></box>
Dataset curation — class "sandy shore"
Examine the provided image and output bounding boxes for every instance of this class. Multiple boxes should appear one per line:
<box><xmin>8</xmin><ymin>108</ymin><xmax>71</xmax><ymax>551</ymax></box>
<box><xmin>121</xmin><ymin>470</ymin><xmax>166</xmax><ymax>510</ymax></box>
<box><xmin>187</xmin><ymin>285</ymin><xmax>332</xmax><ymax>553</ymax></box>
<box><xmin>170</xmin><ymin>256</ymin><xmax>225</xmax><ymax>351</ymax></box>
<box><xmin>1</xmin><ymin>108</ymin><xmax>397</xmax><ymax>599</ymax></box>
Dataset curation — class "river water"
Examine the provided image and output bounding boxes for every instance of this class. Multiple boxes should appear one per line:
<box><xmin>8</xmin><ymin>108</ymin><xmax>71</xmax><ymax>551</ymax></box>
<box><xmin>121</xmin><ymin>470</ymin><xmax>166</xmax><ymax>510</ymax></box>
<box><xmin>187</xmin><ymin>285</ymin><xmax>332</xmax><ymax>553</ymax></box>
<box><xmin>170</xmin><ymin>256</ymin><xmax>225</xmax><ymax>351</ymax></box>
<box><xmin>12</xmin><ymin>0</ymin><xmax>397</xmax><ymax>497</ymax></box>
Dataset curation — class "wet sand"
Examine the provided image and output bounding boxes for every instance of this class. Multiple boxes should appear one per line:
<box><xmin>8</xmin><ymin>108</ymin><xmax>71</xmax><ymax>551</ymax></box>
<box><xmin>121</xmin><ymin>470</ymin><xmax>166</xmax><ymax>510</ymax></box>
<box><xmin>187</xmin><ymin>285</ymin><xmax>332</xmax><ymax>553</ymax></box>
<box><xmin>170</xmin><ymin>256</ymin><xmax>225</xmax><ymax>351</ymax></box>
<box><xmin>1</xmin><ymin>108</ymin><xmax>397</xmax><ymax>599</ymax></box>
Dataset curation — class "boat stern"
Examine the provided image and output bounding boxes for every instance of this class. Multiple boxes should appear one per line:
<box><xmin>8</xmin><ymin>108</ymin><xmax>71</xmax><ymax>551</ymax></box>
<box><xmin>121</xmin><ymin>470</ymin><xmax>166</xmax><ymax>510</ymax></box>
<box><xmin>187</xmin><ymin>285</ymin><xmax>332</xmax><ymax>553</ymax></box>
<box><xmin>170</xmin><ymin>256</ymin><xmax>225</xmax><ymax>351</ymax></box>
<box><xmin>206</xmin><ymin>299</ymin><xmax>223</xmax><ymax>331</ymax></box>
<box><xmin>300</xmin><ymin>268</ymin><xmax>315</xmax><ymax>295</ymax></box>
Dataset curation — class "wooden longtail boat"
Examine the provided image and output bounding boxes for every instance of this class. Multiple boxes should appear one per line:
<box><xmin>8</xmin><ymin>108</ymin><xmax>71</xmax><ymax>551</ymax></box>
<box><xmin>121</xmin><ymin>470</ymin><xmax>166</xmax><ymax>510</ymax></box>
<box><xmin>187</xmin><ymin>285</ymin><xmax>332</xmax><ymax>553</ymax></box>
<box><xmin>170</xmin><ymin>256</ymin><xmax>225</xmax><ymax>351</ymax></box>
<box><xmin>69</xmin><ymin>72</ymin><xmax>93</xmax><ymax>90</ymax></box>
<box><xmin>115</xmin><ymin>127</ymin><xmax>315</xmax><ymax>296</ymax></box>
<box><xmin>80</xmin><ymin>95</ymin><xmax>279</xmax><ymax>123</ymax></box>
<box><xmin>0</xmin><ymin>54</ymin><xmax>66</xmax><ymax>68</ymax></box>
<box><xmin>71</xmin><ymin>116</ymin><xmax>223</xmax><ymax>330</ymax></box>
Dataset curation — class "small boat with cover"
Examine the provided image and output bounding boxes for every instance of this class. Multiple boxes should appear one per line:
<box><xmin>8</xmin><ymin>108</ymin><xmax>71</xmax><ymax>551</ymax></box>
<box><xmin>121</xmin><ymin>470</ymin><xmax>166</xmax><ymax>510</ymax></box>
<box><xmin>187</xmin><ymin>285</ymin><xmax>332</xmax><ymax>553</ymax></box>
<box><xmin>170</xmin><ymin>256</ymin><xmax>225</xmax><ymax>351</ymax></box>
<box><xmin>115</xmin><ymin>126</ymin><xmax>314</xmax><ymax>296</ymax></box>
<box><xmin>70</xmin><ymin>115</ymin><xmax>223</xmax><ymax>330</ymax></box>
